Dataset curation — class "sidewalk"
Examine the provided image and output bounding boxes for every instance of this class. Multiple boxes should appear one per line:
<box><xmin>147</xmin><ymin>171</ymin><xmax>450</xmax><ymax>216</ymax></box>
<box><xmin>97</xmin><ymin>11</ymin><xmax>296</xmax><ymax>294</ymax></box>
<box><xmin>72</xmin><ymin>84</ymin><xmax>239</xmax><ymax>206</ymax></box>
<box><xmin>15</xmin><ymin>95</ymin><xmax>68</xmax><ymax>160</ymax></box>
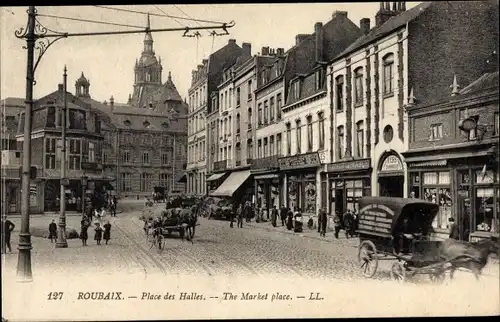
<box><xmin>245</xmin><ymin>220</ymin><xmax>359</xmax><ymax>248</ymax></box>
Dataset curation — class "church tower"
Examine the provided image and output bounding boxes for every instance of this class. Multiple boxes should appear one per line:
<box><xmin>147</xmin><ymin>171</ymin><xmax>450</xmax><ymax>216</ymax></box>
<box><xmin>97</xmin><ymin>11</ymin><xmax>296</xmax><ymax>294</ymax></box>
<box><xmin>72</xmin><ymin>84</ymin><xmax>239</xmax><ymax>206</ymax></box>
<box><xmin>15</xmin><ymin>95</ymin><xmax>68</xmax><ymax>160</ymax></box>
<box><xmin>75</xmin><ymin>72</ymin><xmax>91</xmax><ymax>98</ymax></box>
<box><xmin>130</xmin><ymin>13</ymin><xmax>163</xmax><ymax>108</ymax></box>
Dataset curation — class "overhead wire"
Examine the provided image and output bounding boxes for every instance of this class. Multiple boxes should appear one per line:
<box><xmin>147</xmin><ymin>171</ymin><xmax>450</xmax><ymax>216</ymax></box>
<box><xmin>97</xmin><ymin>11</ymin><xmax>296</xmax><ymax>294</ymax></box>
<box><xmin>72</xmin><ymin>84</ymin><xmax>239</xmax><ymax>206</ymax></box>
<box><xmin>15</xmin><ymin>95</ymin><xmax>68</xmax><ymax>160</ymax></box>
<box><xmin>153</xmin><ymin>5</ymin><xmax>185</xmax><ymax>27</ymax></box>
<box><xmin>37</xmin><ymin>13</ymin><xmax>145</xmax><ymax>29</ymax></box>
<box><xmin>94</xmin><ymin>5</ymin><xmax>225</xmax><ymax>25</ymax></box>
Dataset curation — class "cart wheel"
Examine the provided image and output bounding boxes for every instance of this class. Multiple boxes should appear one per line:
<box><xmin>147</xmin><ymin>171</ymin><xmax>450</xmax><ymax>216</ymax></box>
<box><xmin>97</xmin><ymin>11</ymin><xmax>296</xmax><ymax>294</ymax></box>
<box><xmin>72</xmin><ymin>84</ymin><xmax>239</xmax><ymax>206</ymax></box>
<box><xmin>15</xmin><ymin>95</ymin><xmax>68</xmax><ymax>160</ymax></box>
<box><xmin>390</xmin><ymin>262</ymin><xmax>406</xmax><ymax>282</ymax></box>
<box><xmin>358</xmin><ymin>240</ymin><xmax>379</xmax><ymax>278</ymax></box>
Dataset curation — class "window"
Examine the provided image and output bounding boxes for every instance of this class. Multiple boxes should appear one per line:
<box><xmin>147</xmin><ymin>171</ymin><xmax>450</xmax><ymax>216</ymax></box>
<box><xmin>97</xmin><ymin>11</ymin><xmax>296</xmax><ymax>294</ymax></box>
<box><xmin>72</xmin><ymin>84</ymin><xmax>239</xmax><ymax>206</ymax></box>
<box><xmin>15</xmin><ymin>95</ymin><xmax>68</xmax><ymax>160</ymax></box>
<box><xmin>88</xmin><ymin>142</ymin><xmax>95</xmax><ymax>163</ymax></box>
<box><xmin>258</xmin><ymin>139</ymin><xmax>262</xmax><ymax>158</ymax></box>
<box><xmin>276</xmin><ymin>133</ymin><xmax>282</xmax><ymax>155</ymax></box>
<box><xmin>247</xmin><ymin>80</ymin><xmax>252</xmax><ymax>100</ymax></box>
<box><xmin>336</xmin><ymin>75</ymin><xmax>344</xmax><ymax>111</ymax></box>
<box><xmin>229</xmin><ymin>88</ymin><xmax>232</xmax><ymax>108</ymax></box>
<box><xmin>220</xmin><ymin>93</ymin><xmax>224</xmax><ymax>110</ymax></box>
<box><xmin>318</xmin><ymin>112</ymin><xmax>325</xmax><ymax>149</ymax></box>
<box><xmin>276</xmin><ymin>93</ymin><xmax>282</xmax><ymax>120</ymax></box>
<box><xmin>236</xmin><ymin>113</ymin><xmax>241</xmax><ymax>133</ymax></box>
<box><xmin>161</xmin><ymin>153</ymin><xmax>169</xmax><ymax>165</ymax></box>
<box><xmin>270</xmin><ymin>136</ymin><xmax>275</xmax><ymax>156</ymax></box>
<box><xmin>247</xmin><ymin>139</ymin><xmax>253</xmax><ymax>159</ymax></box>
<box><xmin>270</xmin><ymin>97</ymin><xmax>275</xmax><ymax>122</ymax></box>
<box><xmin>337</xmin><ymin>126</ymin><xmax>344</xmax><ymax>160</ymax></box>
<box><xmin>286</xmin><ymin>123</ymin><xmax>291</xmax><ymax>155</ymax></box>
<box><xmin>228</xmin><ymin>116</ymin><xmax>232</xmax><ymax>135</ymax></box>
<box><xmin>45</xmin><ymin>138</ymin><xmax>56</xmax><ymax>169</ymax></box>
<box><xmin>296</xmin><ymin>120</ymin><xmax>302</xmax><ymax>154</ymax></box>
<box><xmin>356</xmin><ymin>121</ymin><xmax>364</xmax><ymax>158</ymax></box>
<box><xmin>383</xmin><ymin>53</ymin><xmax>394</xmax><ymax>95</ymax></box>
<box><xmin>68</xmin><ymin>138</ymin><xmax>81</xmax><ymax>170</ymax></box>
<box><xmin>224</xmin><ymin>90</ymin><xmax>228</xmax><ymax>110</ymax></box>
<box><xmin>293</xmin><ymin>80</ymin><xmax>301</xmax><ymax>99</ymax></box>
<box><xmin>224</xmin><ymin>118</ymin><xmax>228</xmax><ymax>137</ymax></box>
<box><xmin>264</xmin><ymin>100</ymin><xmax>268</xmax><ymax>124</ymax></box>
<box><xmin>140</xmin><ymin>173</ymin><xmax>152</xmax><ymax>192</ymax></box>
<box><xmin>414</xmin><ymin>171</ymin><xmax>453</xmax><ymax>230</ymax></box>
<box><xmin>258</xmin><ymin>103</ymin><xmax>263</xmax><ymax>125</ymax></box>
<box><xmin>248</xmin><ymin>108</ymin><xmax>252</xmax><ymax>129</ymax></box>
<box><xmin>430</xmin><ymin>123</ymin><xmax>443</xmax><ymax>141</ymax></box>
<box><xmin>103</xmin><ymin>151</ymin><xmax>108</xmax><ymax>164</ymax></box>
<box><xmin>315</xmin><ymin>69</ymin><xmax>323</xmax><ymax>90</ymax></box>
<box><xmin>354</xmin><ymin>67</ymin><xmax>363</xmax><ymax>105</ymax></box>
<box><xmin>263</xmin><ymin>138</ymin><xmax>268</xmax><ymax>157</ymax></box>
<box><xmin>142</xmin><ymin>151</ymin><xmax>150</xmax><ymax>164</ymax></box>
<box><xmin>236</xmin><ymin>87</ymin><xmax>241</xmax><ymax>107</ymax></box>
<box><xmin>121</xmin><ymin>173</ymin><xmax>132</xmax><ymax>192</ymax></box>
<box><xmin>307</xmin><ymin>116</ymin><xmax>313</xmax><ymax>152</ymax></box>
<box><xmin>122</xmin><ymin>150</ymin><xmax>131</xmax><ymax>163</ymax></box>
<box><xmin>159</xmin><ymin>173</ymin><xmax>169</xmax><ymax>189</ymax></box>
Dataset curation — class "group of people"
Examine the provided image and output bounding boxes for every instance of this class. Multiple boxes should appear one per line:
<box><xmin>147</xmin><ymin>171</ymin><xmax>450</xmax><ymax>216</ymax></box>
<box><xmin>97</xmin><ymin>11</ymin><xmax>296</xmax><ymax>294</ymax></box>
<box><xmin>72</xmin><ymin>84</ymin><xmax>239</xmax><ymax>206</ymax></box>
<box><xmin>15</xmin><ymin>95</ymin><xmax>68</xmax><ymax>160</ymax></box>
<box><xmin>79</xmin><ymin>213</ymin><xmax>112</xmax><ymax>246</ymax></box>
<box><xmin>333</xmin><ymin>209</ymin><xmax>359</xmax><ymax>239</ymax></box>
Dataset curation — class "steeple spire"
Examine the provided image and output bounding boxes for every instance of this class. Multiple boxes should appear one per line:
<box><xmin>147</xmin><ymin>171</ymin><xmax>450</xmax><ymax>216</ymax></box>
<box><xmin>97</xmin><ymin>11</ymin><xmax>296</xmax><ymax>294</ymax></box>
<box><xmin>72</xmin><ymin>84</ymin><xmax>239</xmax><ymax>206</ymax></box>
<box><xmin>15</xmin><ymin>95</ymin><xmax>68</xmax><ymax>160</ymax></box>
<box><xmin>168</xmin><ymin>71</ymin><xmax>172</xmax><ymax>81</ymax></box>
<box><xmin>144</xmin><ymin>13</ymin><xmax>153</xmax><ymax>52</ymax></box>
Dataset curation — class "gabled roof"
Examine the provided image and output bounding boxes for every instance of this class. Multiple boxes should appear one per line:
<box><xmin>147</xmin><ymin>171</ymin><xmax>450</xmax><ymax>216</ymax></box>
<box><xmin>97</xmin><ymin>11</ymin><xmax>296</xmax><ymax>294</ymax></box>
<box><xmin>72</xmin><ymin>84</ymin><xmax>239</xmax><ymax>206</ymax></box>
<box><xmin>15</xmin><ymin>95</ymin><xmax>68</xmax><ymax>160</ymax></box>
<box><xmin>336</xmin><ymin>2</ymin><xmax>433</xmax><ymax>60</ymax></box>
<box><xmin>1</xmin><ymin>97</ymin><xmax>25</xmax><ymax>108</ymax></box>
<box><xmin>459</xmin><ymin>71</ymin><xmax>499</xmax><ymax>95</ymax></box>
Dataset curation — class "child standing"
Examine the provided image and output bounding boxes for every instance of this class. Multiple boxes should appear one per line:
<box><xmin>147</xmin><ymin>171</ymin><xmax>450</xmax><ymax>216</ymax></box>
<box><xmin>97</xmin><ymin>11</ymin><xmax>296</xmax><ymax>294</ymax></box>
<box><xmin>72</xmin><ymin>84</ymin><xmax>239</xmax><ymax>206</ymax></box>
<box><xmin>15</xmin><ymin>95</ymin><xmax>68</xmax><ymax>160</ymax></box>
<box><xmin>94</xmin><ymin>222</ymin><xmax>103</xmax><ymax>245</ymax></box>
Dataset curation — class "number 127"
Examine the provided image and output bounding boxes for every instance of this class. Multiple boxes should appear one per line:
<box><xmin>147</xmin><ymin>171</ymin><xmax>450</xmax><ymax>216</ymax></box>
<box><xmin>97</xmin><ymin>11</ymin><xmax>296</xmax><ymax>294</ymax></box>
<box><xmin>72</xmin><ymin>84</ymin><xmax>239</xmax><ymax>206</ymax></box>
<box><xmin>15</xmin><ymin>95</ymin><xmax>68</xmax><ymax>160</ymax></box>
<box><xmin>47</xmin><ymin>292</ymin><xmax>63</xmax><ymax>300</ymax></box>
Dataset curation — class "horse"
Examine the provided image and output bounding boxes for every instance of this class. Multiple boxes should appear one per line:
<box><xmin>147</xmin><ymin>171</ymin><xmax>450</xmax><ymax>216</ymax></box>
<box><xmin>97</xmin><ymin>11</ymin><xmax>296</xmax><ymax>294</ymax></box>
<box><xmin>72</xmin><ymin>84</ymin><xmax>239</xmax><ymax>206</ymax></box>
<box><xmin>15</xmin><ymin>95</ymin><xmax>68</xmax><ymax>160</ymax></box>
<box><xmin>172</xmin><ymin>207</ymin><xmax>197</xmax><ymax>243</ymax></box>
<box><xmin>440</xmin><ymin>237</ymin><xmax>499</xmax><ymax>280</ymax></box>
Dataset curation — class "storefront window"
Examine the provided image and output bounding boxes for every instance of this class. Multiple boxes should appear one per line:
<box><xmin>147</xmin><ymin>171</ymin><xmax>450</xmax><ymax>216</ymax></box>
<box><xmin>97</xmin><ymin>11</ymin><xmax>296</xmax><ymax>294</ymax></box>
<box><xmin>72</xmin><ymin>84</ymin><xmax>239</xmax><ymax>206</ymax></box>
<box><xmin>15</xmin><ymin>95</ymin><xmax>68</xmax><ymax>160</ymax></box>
<box><xmin>421</xmin><ymin>171</ymin><xmax>451</xmax><ymax>229</ymax></box>
<box><xmin>475</xmin><ymin>187</ymin><xmax>494</xmax><ymax>232</ymax></box>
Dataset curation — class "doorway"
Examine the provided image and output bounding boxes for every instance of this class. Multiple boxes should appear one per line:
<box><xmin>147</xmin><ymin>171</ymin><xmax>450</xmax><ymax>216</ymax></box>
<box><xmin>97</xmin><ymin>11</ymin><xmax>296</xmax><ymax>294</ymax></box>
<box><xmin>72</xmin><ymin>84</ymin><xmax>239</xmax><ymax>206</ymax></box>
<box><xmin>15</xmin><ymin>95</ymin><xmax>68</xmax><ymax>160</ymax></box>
<box><xmin>335</xmin><ymin>189</ymin><xmax>344</xmax><ymax>215</ymax></box>
<box><xmin>379</xmin><ymin>176</ymin><xmax>404</xmax><ymax>197</ymax></box>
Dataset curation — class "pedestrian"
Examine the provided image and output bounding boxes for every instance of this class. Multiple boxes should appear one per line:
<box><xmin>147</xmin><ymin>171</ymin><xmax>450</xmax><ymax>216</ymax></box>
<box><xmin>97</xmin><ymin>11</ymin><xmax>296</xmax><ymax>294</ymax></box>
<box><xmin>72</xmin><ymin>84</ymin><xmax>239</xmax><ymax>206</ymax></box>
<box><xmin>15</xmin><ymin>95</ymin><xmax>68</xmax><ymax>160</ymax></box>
<box><xmin>229</xmin><ymin>206</ymin><xmax>235</xmax><ymax>228</ymax></box>
<box><xmin>448</xmin><ymin>217</ymin><xmax>459</xmax><ymax>240</ymax></box>
<box><xmin>318</xmin><ymin>208</ymin><xmax>328</xmax><ymax>238</ymax></box>
<box><xmin>1</xmin><ymin>215</ymin><xmax>15</xmax><ymax>253</ymax></box>
<box><xmin>48</xmin><ymin>219</ymin><xmax>57</xmax><ymax>243</ymax></box>
<box><xmin>271</xmin><ymin>205</ymin><xmax>278</xmax><ymax>227</ymax></box>
<box><xmin>94</xmin><ymin>222</ymin><xmax>103</xmax><ymax>245</ymax></box>
<box><xmin>294</xmin><ymin>208</ymin><xmax>303</xmax><ymax>233</ymax></box>
<box><xmin>80</xmin><ymin>218</ymin><xmax>89</xmax><ymax>246</ymax></box>
<box><xmin>55</xmin><ymin>196</ymin><xmax>60</xmax><ymax>214</ymax></box>
<box><xmin>237</xmin><ymin>204</ymin><xmax>243</xmax><ymax>228</ymax></box>
<box><xmin>286</xmin><ymin>208</ymin><xmax>294</xmax><ymax>231</ymax></box>
<box><xmin>343</xmin><ymin>209</ymin><xmax>355</xmax><ymax>238</ymax></box>
<box><xmin>110</xmin><ymin>197</ymin><xmax>116</xmax><ymax>217</ymax></box>
<box><xmin>103</xmin><ymin>220</ymin><xmax>112</xmax><ymax>245</ymax></box>
<box><xmin>333</xmin><ymin>211</ymin><xmax>342</xmax><ymax>239</ymax></box>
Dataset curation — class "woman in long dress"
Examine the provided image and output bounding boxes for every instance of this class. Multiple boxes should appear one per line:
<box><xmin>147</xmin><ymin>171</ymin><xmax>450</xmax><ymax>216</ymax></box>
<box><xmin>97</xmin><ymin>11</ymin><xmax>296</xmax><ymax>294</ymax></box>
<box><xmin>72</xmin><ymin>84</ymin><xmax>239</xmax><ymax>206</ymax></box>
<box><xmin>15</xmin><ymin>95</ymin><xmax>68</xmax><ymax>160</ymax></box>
<box><xmin>94</xmin><ymin>222</ymin><xmax>103</xmax><ymax>245</ymax></box>
<box><xmin>103</xmin><ymin>221</ymin><xmax>111</xmax><ymax>245</ymax></box>
<box><xmin>80</xmin><ymin>219</ymin><xmax>89</xmax><ymax>246</ymax></box>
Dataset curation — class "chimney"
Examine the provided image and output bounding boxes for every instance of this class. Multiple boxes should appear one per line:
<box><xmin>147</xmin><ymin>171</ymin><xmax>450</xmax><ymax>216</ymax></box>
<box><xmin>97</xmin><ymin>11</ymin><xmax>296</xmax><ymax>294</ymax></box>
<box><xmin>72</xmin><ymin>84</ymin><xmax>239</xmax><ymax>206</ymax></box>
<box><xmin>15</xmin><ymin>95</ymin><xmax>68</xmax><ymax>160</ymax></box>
<box><xmin>103</xmin><ymin>100</ymin><xmax>107</xmax><ymax>105</ymax></box>
<box><xmin>401</xmin><ymin>2</ymin><xmax>406</xmax><ymax>11</ymax></box>
<box><xmin>295</xmin><ymin>34</ymin><xmax>310</xmax><ymax>45</ymax></box>
<box><xmin>376</xmin><ymin>1</ymin><xmax>397</xmax><ymax>27</ymax></box>
<box><xmin>242</xmin><ymin>42</ymin><xmax>251</xmax><ymax>56</ymax></box>
<box><xmin>277</xmin><ymin>48</ymin><xmax>285</xmax><ymax>56</ymax></box>
<box><xmin>314</xmin><ymin>22</ymin><xmax>323</xmax><ymax>62</ymax></box>
<box><xmin>202</xmin><ymin>59</ymin><xmax>208</xmax><ymax>65</ymax></box>
<box><xmin>228</xmin><ymin>39</ymin><xmax>236</xmax><ymax>45</ymax></box>
<box><xmin>58</xmin><ymin>84</ymin><xmax>63</xmax><ymax>92</ymax></box>
<box><xmin>109</xmin><ymin>96</ymin><xmax>114</xmax><ymax>110</ymax></box>
<box><xmin>261</xmin><ymin>46</ymin><xmax>270</xmax><ymax>56</ymax></box>
<box><xmin>332</xmin><ymin>11</ymin><xmax>348</xmax><ymax>19</ymax></box>
<box><xmin>360</xmin><ymin>18</ymin><xmax>371</xmax><ymax>35</ymax></box>
<box><xmin>197</xmin><ymin>64</ymin><xmax>203</xmax><ymax>70</ymax></box>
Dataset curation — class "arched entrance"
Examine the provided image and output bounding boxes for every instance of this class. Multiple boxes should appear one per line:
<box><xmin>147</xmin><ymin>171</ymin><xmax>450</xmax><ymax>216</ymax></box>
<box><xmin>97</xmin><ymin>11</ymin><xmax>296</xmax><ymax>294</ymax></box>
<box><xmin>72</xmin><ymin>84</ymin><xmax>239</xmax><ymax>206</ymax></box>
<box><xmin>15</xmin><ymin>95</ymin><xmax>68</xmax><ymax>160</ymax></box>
<box><xmin>378</xmin><ymin>152</ymin><xmax>404</xmax><ymax>197</ymax></box>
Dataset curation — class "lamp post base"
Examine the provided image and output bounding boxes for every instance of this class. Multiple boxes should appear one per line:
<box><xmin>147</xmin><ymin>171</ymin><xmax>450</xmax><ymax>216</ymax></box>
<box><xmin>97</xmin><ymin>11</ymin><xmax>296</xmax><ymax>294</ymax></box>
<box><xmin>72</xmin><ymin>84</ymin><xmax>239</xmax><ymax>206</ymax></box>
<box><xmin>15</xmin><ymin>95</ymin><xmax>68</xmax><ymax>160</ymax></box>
<box><xmin>16</xmin><ymin>232</ymin><xmax>33</xmax><ymax>283</ymax></box>
<box><xmin>55</xmin><ymin>228</ymin><xmax>68</xmax><ymax>248</ymax></box>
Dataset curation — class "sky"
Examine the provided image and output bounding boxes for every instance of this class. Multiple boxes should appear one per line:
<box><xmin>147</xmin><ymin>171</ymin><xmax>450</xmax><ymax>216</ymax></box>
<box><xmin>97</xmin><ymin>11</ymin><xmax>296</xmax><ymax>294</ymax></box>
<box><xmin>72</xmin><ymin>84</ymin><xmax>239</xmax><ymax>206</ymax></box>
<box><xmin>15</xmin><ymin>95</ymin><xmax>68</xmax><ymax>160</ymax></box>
<box><xmin>1</xmin><ymin>3</ymin><xmax>419</xmax><ymax>104</ymax></box>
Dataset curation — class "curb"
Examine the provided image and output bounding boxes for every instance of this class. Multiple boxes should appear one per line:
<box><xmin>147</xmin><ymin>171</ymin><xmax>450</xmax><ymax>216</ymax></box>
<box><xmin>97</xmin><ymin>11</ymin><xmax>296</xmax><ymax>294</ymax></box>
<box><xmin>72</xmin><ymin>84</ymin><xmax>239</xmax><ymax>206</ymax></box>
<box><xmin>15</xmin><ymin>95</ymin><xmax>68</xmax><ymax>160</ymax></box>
<box><xmin>245</xmin><ymin>222</ymin><xmax>359</xmax><ymax>247</ymax></box>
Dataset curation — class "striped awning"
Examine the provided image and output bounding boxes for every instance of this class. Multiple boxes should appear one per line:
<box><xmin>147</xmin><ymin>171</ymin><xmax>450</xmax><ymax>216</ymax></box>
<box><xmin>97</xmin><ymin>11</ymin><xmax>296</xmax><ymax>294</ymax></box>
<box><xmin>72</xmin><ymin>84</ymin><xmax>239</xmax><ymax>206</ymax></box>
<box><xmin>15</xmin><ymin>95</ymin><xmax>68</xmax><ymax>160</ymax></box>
<box><xmin>409</xmin><ymin>160</ymin><xmax>447</xmax><ymax>168</ymax></box>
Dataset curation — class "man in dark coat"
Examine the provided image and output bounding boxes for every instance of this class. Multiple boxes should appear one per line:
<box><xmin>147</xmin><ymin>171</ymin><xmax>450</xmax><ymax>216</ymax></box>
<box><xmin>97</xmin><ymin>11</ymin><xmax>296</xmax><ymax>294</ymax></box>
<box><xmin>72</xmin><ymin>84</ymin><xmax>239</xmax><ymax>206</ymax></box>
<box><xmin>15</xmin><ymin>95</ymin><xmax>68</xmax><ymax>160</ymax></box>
<box><xmin>318</xmin><ymin>208</ymin><xmax>328</xmax><ymax>237</ymax></box>
<box><xmin>271</xmin><ymin>205</ymin><xmax>278</xmax><ymax>227</ymax></box>
<box><xmin>333</xmin><ymin>211</ymin><xmax>342</xmax><ymax>239</ymax></box>
<box><xmin>448</xmin><ymin>217</ymin><xmax>459</xmax><ymax>240</ymax></box>
<box><xmin>280</xmin><ymin>205</ymin><xmax>287</xmax><ymax>227</ymax></box>
<box><xmin>2</xmin><ymin>215</ymin><xmax>15</xmax><ymax>253</ymax></box>
<box><xmin>49</xmin><ymin>219</ymin><xmax>57</xmax><ymax>243</ymax></box>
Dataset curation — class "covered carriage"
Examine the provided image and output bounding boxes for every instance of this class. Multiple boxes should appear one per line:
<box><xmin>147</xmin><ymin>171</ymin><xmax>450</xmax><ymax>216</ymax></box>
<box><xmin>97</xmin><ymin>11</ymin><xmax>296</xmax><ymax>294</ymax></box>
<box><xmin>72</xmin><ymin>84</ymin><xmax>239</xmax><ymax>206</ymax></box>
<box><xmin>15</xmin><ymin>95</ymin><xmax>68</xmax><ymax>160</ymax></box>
<box><xmin>356</xmin><ymin>197</ymin><xmax>450</xmax><ymax>282</ymax></box>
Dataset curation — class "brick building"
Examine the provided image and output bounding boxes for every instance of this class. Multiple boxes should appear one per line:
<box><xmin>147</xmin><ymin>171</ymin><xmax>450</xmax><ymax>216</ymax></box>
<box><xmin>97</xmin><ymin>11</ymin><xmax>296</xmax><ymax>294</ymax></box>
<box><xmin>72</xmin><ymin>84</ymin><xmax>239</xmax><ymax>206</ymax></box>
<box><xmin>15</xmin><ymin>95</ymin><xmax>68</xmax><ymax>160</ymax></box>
<box><xmin>326</xmin><ymin>1</ymin><xmax>498</xmax><ymax>220</ymax></box>
<box><xmin>403</xmin><ymin>71</ymin><xmax>499</xmax><ymax>241</ymax></box>
<box><xmin>186</xmin><ymin>39</ymin><xmax>243</xmax><ymax>196</ymax></box>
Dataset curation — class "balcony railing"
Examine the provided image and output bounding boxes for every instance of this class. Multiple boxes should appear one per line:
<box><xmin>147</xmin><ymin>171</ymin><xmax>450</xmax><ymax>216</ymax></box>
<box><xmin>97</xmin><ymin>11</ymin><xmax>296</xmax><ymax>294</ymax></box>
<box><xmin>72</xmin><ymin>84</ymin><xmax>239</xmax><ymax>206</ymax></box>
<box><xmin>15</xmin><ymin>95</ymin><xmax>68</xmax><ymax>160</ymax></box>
<box><xmin>213</xmin><ymin>159</ymin><xmax>228</xmax><ymax>172</ymax></box>
<box><xmin>250</xmin><ymin>154</ymin><xmax>282</xmax><ymax>170</ymax></box>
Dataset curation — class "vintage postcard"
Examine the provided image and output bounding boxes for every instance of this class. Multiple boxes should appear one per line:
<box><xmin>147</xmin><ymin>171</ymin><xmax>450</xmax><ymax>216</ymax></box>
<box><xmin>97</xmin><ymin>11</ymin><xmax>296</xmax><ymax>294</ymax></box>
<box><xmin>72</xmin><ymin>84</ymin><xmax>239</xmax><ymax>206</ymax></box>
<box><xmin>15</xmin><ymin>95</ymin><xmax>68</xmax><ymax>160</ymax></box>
<box><xmin>1</xmin><ymin>2</ymin><xmax>499</xmax><ymax>320</ymax></box>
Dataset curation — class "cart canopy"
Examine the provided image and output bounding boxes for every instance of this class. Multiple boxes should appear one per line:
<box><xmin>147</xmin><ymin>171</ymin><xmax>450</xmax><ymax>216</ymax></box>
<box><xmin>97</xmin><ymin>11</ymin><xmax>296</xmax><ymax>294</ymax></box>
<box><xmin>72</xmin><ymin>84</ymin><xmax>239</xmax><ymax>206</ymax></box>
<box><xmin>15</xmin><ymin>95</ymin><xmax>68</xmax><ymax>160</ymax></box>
<box><xmin>357</xmin><ymin>197</ymin><xmax>439</xmax><ymax>238</ymax></box>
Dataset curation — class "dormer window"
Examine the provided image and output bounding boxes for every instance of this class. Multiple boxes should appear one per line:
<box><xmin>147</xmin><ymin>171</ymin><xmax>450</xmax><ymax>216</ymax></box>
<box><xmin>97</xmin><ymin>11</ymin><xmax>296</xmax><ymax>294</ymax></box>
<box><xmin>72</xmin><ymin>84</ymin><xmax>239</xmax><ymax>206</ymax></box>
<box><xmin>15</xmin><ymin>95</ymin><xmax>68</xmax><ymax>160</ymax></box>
<box><xmin>293</xmin><ymin>80</ymin><xmax>301</xmax><ymax>99</ymax></box>
<box><xmin>315</xmin><ymin>69</ymin><xmax>324</xmax><ymax>90</ymax></box>
<box><xmin>143</xmin><ymin>120</ymin><xmax>150</xmax><ymax>128</ymax></box>
<box><xmin>161</xmin><ymin>121</ymin><xmax>169</xmax><ymax>129</ymax></box>
<box><xmin>124</xmin><ymin>120</ymin><xmax>131</xmax><ymax>127</ymax></box>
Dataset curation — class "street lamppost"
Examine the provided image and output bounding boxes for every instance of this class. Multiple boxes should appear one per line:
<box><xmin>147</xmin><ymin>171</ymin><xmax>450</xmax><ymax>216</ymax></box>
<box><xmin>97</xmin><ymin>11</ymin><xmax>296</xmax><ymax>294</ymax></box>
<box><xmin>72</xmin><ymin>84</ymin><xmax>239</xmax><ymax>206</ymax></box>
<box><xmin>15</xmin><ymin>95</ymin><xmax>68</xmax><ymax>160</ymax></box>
<box><xmin>14</xmin><ymin>5</ymin><xmax>234</xmax><ymax>282</ymax></box>
<box><xmin>81</xmin><ymin>175</ymin><xmax>88</xmax><ymax>216</ymax></box>
<box><xmin>56</xmin><ymin>65</ymin><xmax>69</xmax><ymax>248</ymax></box>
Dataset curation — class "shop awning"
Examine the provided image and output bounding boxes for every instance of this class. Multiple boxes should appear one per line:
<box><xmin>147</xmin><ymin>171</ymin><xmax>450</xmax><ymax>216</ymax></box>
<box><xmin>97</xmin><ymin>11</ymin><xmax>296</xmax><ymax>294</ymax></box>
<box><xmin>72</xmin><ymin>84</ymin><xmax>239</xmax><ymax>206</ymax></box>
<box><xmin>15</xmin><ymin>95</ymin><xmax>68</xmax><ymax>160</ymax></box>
<box><xmin>404</xmin><ymin>148</ymin><xmax>495</xmax><ymax>163</ymax></box>
<box><xmin>177</xmin><ymin>174</ymin><xmax>187</xmax><ymax>183</ymax></box>
<box><xmin>210</xmin><ymin>170</ymin><xmax>251</xmax><ymax>197</ymax></box>
<box><xmin>409</xmin><ymin>160</ymin><xmax>447</xmax><ymax>168</ymax></box>
<box><xmin>207</xmin><ymin>172</ymin><xmax>225</xmax><ymax>182</ymax></box>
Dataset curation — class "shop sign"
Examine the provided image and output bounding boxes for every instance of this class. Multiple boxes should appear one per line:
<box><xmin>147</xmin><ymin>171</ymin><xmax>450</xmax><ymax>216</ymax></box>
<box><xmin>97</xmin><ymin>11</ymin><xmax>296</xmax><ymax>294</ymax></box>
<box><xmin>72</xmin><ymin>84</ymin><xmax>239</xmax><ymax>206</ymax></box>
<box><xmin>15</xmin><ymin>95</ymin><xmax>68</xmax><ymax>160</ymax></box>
<box><xmin>278</xmin><ymin>152</ymin><xmax>320</xmax><ymax>171</ymax></box>
<box><xmin>380</xmin><ymin>155</ymin><xmax>403</xmax><ymax>172</ymax></box>
<box><xmin>29</xmin><ymin>183</ymin><xmax>37</xmax><ymax>207</ymax></box>
<box><xmin>358</xmin><ymin>204</ymin><xmax>395</xmax><ymax>234</ymax></box>
<box><xmin>81</xmin><ymin>162</ymin><xmax>103</xmax><ymax>171</ymax></box>
<box><xmin>327</xmin><ymin>158</ymin><xmax>371</xmax><ymax>173</ymax></box>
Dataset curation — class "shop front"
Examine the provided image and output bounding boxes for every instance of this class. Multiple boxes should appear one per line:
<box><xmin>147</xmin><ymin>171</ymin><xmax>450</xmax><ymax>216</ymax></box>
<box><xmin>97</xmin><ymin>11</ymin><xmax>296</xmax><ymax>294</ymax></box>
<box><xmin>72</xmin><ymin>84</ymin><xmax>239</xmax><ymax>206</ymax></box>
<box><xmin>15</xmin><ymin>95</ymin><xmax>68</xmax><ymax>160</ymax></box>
<box><xmin>251</xmin><ymin>155</ymin><xmax>282</xmax><ymax>214</ymax></box>
<box><xmin>210</xmin><ymin>169</ymin><xmax>253</xmax><ymax>205</ymax></box>
<box><xmin>279</xmin><ymin>152</ymin><xmax>321</xmax><ymax>219</ymax></box>
<box><xmin>404</xmin><ymin>143</ymin><xmax>499</xmax><ymax>241</ymax></box>
<box><xmin>377</xmin><ymin>151</ymin><xmax>405</xmax><ymax>198</ymax></box>
<box><xmin>326</xmin><ymin>158</ymin><xmax>372</xmax><ymax>216</ymax></box>
<box><xmin>206</xmin><ymin>172</ymin><xmax>227</xmax><ymax>194</ymax></box>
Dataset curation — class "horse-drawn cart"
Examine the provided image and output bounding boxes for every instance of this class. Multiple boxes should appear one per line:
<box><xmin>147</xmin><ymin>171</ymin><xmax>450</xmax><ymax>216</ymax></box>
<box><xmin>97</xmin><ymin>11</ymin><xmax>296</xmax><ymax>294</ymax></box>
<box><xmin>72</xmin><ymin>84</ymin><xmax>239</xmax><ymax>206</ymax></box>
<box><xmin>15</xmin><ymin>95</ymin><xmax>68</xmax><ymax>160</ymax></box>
<box><xmin>356</xmin><ymin>197</ymin><xmax>452</xmax><ymax>282</ymax></box>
